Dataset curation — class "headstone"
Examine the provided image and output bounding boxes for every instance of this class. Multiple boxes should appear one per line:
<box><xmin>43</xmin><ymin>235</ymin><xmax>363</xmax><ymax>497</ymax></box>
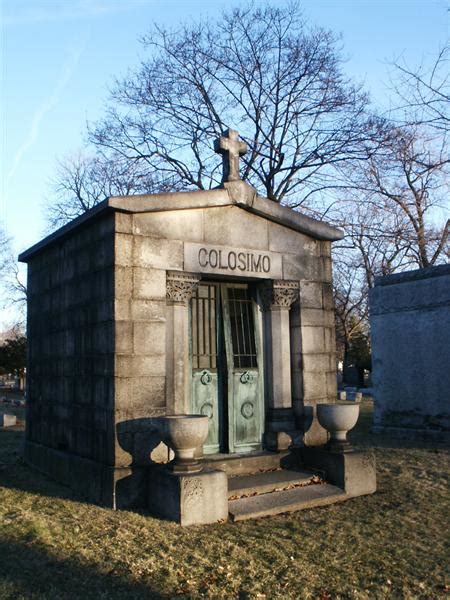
<box><xmin>0</xmin><ymin>413</ymin><xmax>17</xmax><ymax>427</ymax></box>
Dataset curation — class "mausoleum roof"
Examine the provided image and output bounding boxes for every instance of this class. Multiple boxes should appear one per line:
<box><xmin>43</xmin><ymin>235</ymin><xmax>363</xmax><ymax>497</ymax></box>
<box><xmin>19</xmin><ymin>182</ymin><xmax>343</xmax><ymax>262</ymax></box>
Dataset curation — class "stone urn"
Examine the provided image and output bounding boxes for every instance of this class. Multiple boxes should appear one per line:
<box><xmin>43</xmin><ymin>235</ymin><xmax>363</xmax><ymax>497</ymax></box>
<box><xmin>157</xmin><ymin>415</ymin><xmax>209</xmax><ymax>473</ymax></box>
<box><xmin>317</xmin><ymin>403</ymin><xmax>360</xmax><ymax>452</ymax></box>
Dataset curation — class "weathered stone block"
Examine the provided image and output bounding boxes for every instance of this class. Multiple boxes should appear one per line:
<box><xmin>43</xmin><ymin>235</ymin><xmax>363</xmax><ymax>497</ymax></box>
<box><xmin>300</xmin><ymin>308</ymin><xmax>335</xmax><ymax>328</ymax></box>
<box><xmin>148</xmin><ymin>467</ymin><xmax>228</xmax><ymax>526</ymax></box>
<box><xmin>324</xmin><ymin>327</ymin><xmax>336</xmax><ymax>352</ymax></box>
<box><xmin>132</xmin><ymin>376</ymin><xmax>166</xmax><ymax>409</ymax></box>
<box><xmin>268</xmin><ymin>222</ymin><xmax>319</xmax><ymax>255</ymax></box>
<box><xmin>322</xmin><ymin>257</ymin><xmax>332</xmax><ymax>281</ymax></box>
<box><xmin>300</xmin><ymin>326</ymin><xmax>326</xmax><ymax>353</ymax></box>
<box><xmin>115</xmin><ymin>212</ymin><xmax>133</xmax><ymax>234</ymax></box>
<box><xmin>133</xmin><ymin>268</ymin><xmax>166</xmax><ymax>300</ymax></box>
<box><xmin>204</xmin><ymin>206</ymin><xmax>268</xmax><ymax>250</ymax></box>
<box><xmin>114</xmin><ymin>299</ymin><xmax>131</xmax><ymax>321</ymax></box>
<box><xmin>282</xmin><ymin>254</ymin><xmax>319</xmax><ymax>281</ymax></box>
<box><xmin>133</xmin><ymin>321</ymin><xmax>166</xmax><ymax>355</ymax></box>
<box><xmin>115</xmin><ymin>234</ymin><xmax>133</xmax><ymax>267</ymax></box>
<box><xmin>115</xmin><ymin>267</ymin><xmax>133</xmax><ymax>298</ymax></box>
<box><xmin>299</xmin><ymin>281</ymin><xmax>323</xmax><ymax>308</ymax></box>
<box><xmin>131</xmin><ymin>299</ymin><xmax>166</xmax><ymax>322</ymax></box>
<box><xmin>302</xmin><ymin>354</ymin><xmax>332</xmax><ymax>373</ymax></box>
<box><xmin>301</xmin><ymin>448</ymin><xmax>377</xmax><ymax>497</ymax></box>
<box><xmin>134</xmin><ymin>210</ymin><xmax>204</xmax><ymax>241</ymax></box>
<box><xmin>302</xmin><ymin>371</ymin><xmax>327</xmax><ymax>399</ymax></box>
<box><xmin>115</xmin><ymin>320</ymin><xmax>133</xmax><ymax>354</ymax></box>
<box><xmin>326</xmin><ymin>371</ymin><xmax>337</xmax><ymax>398</ymax></box>
<box><xmin>322</xmin><ymin>283</ymin><xmax>334</xmax><ymax>310</ymax></box>
<box><xmin>134</xmin><ymin>237</ymin><xmax>183</xmax><ymax>270</ymax></box>
<box><xmin>115</xmin><ymin>354</ymin><xmax>165</xmax><ymax>378</ymax></box>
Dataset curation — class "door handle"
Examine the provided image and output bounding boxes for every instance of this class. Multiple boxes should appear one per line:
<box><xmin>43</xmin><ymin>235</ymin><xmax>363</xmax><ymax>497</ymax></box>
<box><xmin>240</xmin><ymin>371</ymin><xmax>254</xmax><ymax>384</ymax></box>
<box><xmin>200</xmin><ymin>370</ymin><xmax>212</xmax><ymax>385</ymax></box>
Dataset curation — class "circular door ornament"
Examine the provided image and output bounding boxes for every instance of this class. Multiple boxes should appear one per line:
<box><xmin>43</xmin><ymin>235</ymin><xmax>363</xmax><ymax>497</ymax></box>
<box><xmin>200</xmin><ymin>402</ymin><xmax>214</xmax><ymax>419</ymax></box>
<box><xmin>200</xmin><ymin>370</ymin><xmax>212</xmax><ymax>385</ymax></box>
<box><xmin>240</xmin><ymin>371</ymin><xmax>254</xmax><ymax>384</ymax></box>
<box><xmin>241</xmin><ymin>401</ymin><xmax>254</xmax><ymax>419</ymax></box>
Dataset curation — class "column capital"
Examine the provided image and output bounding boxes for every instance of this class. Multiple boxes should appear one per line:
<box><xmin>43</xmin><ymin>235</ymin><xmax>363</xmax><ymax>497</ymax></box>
<box><xmin>166</xmin><ymin>271</ymin><xmax>201</xmax><ymax>305</ymax></box>
<box><xmin>260</xmin><ymin>280</ymin><xmax>299</xmax><ymax>311</ymax></box>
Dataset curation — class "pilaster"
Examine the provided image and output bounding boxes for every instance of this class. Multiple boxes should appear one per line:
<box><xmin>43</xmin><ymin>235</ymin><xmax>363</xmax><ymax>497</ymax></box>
<box><xmin>165</xmin><ymin>271</ymin><xmax>201</xmax><ymax>414</ymax></box>
<box><xmin>261</xmin><ymin>280</ymin><xmax>300</xmax><ymax>450</ymax></box>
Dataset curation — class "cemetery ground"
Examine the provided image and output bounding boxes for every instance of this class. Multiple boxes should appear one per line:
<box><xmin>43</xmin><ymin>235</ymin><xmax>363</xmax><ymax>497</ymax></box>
<box><xmin>0</xmin><ymin>399</ymin><xmax>448</xmax><ymax>600</ymax></box>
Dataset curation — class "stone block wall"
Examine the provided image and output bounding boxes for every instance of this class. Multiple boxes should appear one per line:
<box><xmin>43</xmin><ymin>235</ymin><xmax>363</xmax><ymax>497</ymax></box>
<box><xmin>290</xmin><ymin>241</ymin><xmax>337</xmax><ymax>445</ymax></box>
<box><xmin>24</xmin><ymin>201</ymin><xmax>339</xmax><ymax>493</ymax></box>
<box><xmin>112</xmin><ymin>212</ymin><xmax>171</xmax><ymax>468</ymax></box>
<box><xmin>26</xmin><ymin>214</ymin><xmax>116</xmax><ymax>465</ymax></box>
<box><xmin>370</xmin><ymin>265</ymin><xmax>450</xmax><ymax>437</ymax></box>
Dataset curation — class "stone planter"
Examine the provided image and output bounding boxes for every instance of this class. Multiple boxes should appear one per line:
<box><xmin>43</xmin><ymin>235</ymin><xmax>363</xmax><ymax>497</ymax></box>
<box><xmin>317</xmin><ymin>403</ymin><xmax>360</xmax><ymax>452</ymax></box>
<box><xmin>157</xmin><ymin>415</ymin><xmax>209</xmax><ymax>473</ymax></box>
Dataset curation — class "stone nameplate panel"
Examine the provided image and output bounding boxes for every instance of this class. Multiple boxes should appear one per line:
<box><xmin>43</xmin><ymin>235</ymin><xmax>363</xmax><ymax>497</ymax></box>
<box><xmin>184</xmin><ymin>242</ymin><xmax>282</xmax><ymax>279</ymax></box>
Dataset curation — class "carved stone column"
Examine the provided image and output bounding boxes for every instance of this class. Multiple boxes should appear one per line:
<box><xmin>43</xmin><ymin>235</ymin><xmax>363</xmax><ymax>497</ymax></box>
<box><xmin>261</xmin><ymin>280</ymin><xmax>300</xmax><ymax>451</ymax></box>
<box><xmin>166</xmin><ymin>271</ymin><xmax>200</xmax><ymax>415</ymax></box>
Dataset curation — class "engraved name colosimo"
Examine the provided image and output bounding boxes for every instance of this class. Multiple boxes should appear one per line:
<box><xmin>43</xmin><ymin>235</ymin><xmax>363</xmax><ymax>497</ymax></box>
<box><xmin>197</xmin><ymin>247</ymin><xmax>271</xmax><ymax>273</ymax></box>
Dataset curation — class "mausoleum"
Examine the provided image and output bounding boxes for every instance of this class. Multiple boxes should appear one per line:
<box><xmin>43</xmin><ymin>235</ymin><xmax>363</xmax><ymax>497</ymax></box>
<box><xmin>370</xmin><ymin>265</ymin><xmax>450</xmax><ymax>441</ymax></box>
<box><xmin>20</xmin><ymin>130</ymin><xmax>376</xmax><ymax>524</ymax></box>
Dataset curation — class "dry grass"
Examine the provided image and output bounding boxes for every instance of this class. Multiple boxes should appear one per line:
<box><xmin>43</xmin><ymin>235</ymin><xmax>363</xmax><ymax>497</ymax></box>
<box><xmin>0</xmin><ymin>399</ymin><xmax>449</xmax><ymax>599</ymax></box>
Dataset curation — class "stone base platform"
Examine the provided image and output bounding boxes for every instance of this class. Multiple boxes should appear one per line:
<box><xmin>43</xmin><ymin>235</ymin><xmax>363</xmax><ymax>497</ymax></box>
<box><xmin>147</xmin><ymin>466</ymin><xmax>228</xmax><ymax>526</ymax></box>
<box><xmin>23</xmin><ymin>442</ymin><xmax>376</xmax><ymax>524</ymax></box>
<box><xmin>299</xmin><ymin>447</ymin><xmax>377</xmax><ymax>497</ymax></box>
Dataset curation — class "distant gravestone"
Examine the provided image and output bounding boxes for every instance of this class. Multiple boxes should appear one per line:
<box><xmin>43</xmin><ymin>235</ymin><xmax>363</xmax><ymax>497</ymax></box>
<box><xmin>0</xmin><ymin>413</ymin><xmax>17</xmax><ymax>428</ymax></box>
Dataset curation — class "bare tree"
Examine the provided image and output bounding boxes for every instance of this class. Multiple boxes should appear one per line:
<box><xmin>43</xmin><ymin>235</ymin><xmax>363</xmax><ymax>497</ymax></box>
<box><xmin>88</xmin><ymin>4</ymin><xmax>383</xmax><ymax>207</ymax></box>
<box><xmin>393</xmin><ymin>44</ymin><xmax>449</xmax><ymax>135</ymax></box>
<box><xmin>0</xmin><ymin>224</ymin><xmax>27</xmax><ymax>325</ymax></box>
<box><xmin>343</xmin><ymin>125</ymin><xmax>449</xmax><ymax>269</ymax></box>
<box><xmin>0</xmin><ymin>225</ymin><xmax>10</xmax><ymax>281</ymax></box>
<box><xmin>47</xmin><ymin>152</ymin><xmax>161</xmax><ymax>229</ymax></box>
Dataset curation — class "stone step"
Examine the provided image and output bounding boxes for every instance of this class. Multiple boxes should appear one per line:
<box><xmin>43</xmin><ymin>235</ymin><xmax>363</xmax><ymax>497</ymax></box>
<box><xmin>228</xmin><ymin>483</ymin><xmax>347</xmax><ymax>522</ymax></box>
<box><xmin>228</xmin><ymin>469</ymin><xmax>318</xmax><ymax>499</ymax></box>
<box><xmin>201</xmin><ymin>450</ymin><xmax>291</xmax><ymax>476</ymax></box>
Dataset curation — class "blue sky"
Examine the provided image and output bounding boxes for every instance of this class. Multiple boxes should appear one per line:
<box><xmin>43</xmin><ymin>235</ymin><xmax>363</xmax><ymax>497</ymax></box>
<box><xmin>1</xmin><ymin>0</ymin><xmax>448</xmax><ymax>327</ymax></box>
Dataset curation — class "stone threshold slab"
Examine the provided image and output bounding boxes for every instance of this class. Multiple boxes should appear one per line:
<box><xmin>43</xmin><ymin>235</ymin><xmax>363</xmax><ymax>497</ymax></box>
<box><xmin>201</xmin><ymin>450</ymin><xmax>291</xmax><ymax>476</ymax></box>
<box><xmin>228</xmin><ymin>469</ymin><xmax>318</xmax><ymax>499</ymax></box>
<box><xmin>228</xmin><ymin>483</ymin><xmax>347</xmax><ymax>522</ymax></box>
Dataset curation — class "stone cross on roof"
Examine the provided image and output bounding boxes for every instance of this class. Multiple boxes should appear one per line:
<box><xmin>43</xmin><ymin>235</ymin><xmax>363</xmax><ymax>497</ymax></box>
<box><xmin>214</xmin><ymin>128</ymin><xmax>247</xmax><ymax>183</ymax></box>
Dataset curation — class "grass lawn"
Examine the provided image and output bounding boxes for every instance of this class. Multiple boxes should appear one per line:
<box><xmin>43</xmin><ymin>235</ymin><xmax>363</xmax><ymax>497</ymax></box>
<box><xmin>0</xmin><ymin>399</ymin><xmax>449</xmax><ymax>599</ymax></box>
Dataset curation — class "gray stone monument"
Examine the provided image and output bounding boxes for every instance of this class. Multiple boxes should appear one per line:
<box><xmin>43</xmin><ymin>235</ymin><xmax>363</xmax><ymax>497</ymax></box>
<box><xmin>19</xmin><ymin>129</ymin><xmax>376</xmax><ymax>522</ymax></box>
<box><xmin>370</xmin><ymin>265</ymin><xmax>450</xmax><ymax>441</ymax></box>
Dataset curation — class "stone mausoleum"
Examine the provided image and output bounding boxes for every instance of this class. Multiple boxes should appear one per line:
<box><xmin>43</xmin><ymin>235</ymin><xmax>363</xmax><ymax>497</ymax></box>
<box><xmin>20</xmin><ymin>130</ymin><xmax>376</xmax><ymax>524</ymax></box>
<box><xmin>370</xmin><ymin>265</ymin><xmax>450</xmax><ymax>442</ymax></box>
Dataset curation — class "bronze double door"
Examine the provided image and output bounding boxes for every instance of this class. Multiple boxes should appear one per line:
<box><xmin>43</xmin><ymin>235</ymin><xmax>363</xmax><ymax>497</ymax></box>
<box><xmin>190</xmin><ymin>282</ymin><xmax>264</xmax><ymax>454</ymax></box>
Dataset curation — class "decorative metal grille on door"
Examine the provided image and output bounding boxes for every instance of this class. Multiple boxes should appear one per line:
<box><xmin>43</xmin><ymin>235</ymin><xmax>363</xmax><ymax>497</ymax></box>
<box><xmin>191</xmin><ymin>283</ymin><xmax>263</xmax><ymax>454</ymax></box>
<box><xmin>190</xmin><ymin>284</ymin><xmax>220</xmax><ymax>453</ymax></box>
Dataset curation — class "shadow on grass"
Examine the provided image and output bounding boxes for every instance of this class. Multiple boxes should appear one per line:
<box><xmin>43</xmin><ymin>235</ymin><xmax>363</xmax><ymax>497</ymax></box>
<box><xmin>349</xmin><ymin>401</ymin><xmax>449</xmax><ymax>452</ymax></box>
<box><xmin>0</xmin><ymin>429</ymin><xmax>91</xmax><ymax>506</ymax></box>
<box><xmin>0</xmin><ymin>538</ymin><xmax>167</xmax><ymax>599</ymax></box>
